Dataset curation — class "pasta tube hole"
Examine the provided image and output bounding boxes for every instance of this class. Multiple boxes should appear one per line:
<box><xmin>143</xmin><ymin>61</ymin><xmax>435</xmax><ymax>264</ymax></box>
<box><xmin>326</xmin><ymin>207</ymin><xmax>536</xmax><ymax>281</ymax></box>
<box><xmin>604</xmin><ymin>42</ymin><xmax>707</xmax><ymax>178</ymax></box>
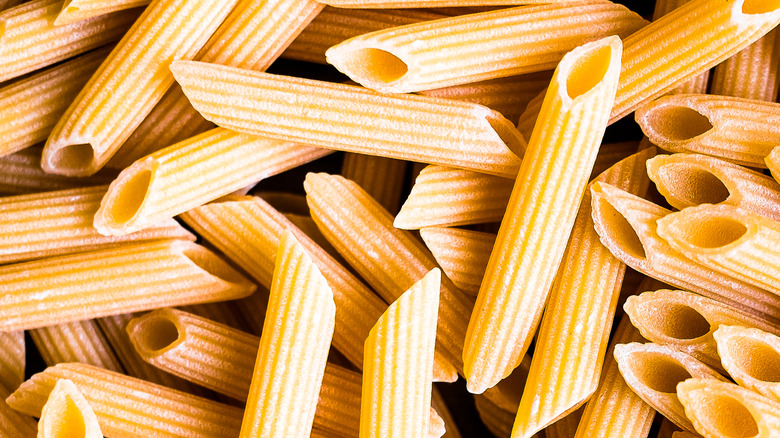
<box><xmin>182</xmin><ymin>244</ymin><xmax>251</xmax><ymax>285</ymax></box>
<box><xmin>657</xmin><ymin>164</ymin><xmax>730</xmax><ymax>206</ymax></box>
<box><xmin>727</xmin><ymin>336</ymin><xmax>780</xmax><ymax>383</ymax></box>
<box><xmin>692</xmin><ymin>392</ymin><xmax>759</xmax><ymax>438</ymax></box>
<box><xmin>340</xmin><ymin>48</ymin><xmax>408</xmax><ymax>84</ymax></box>
<box><xmin>130</xmin><ymin>315</ymin><xmax>181</xmax><ymax>353</ymax></box>
<box><xmin>672</xmin><ymin>216</ymin><xmax>747</xmax><ymax>249</ymax></box>
<box><xmin>596</xmin><ymin>199</ymin><xmax>646</xmax><ymax>259</ymax></box>
<box><xmin>109</xmin><ymin>169</ymin><xmax>152</xmax><ymax>224</ymax></box>
<box><xmin>47</xmin><ymin>144</ymin><xmax>95</xmax><ymax>174</ymax></box>
<box><xmin>629</xmin><ymin>352</ymin><xmax>692</xmax><ymax>393</ymax></box>
<box><xmin>42</xmin><ymin>394</ymin><xmax>86</xmax><ymax>438</ymax></box>
<box><xmin>742</xmin><ymin>0</ymin><xmax>780</xmax><ymax>14</ymax></box>
<box><xmin>566</xmin><ymin>44</ymin><xmax>612</xmax><ymax>99</ymax></box>
<box><xmin>649</xmin><ymin>107</ymin><xmax>713</xmax><ymax>141</ymax></box>
<box><xmin>649</xmin><ymin>303</ymin><xmax>711</xmax><ymax>340</ymax></box>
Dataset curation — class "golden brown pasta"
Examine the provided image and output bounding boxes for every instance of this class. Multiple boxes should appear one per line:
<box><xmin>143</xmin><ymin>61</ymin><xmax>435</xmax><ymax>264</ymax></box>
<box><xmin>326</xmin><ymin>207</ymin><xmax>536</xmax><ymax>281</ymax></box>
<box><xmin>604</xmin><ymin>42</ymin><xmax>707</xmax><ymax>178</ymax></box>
<box><xmin>38</xmin><ymin>378</ymin><xmax>102</xmax><ymax>438</ymax></box>
<box><xmin>55</xmin><ymin>0</ymin><xmax>150</xmax><ymax>25</ymax></box>
<box><xmin>341</xmin><ymin>153</ymin><xmax>407</xmax><ymax>214</ymax></box>
<box><xmin>651</xmin><ymin>0</ymin><xmax>710</xmax><ymax>95</ymax></box>
<box><xmin>0</xmin><ymin>385</ymin><xmax>37</xmax><ymax>438</ymax></box>
<box><xmin>419</xmin><ymin>227</ymin><xmax>495</xmax><ymax>296</ymax></box>
<box><xmin>0</xmin><ymin>330</ymin><xmax>24</xmax><ymax>393</ymax></box>
<box><xmin>474</xmin><ymin>394</ymin><xmax>515</xmax><ymax>438</ymax></box>
<box><xmin>30</xmin><ymin>320</ymin><xmax>123</xmax><ymax>372</ymax></box>
<box><xmin>714</xmin><ymin>325</ymin><xmax>780</xmax><ymax>402</ymax></box>
<box><xmin>710</xmin><ymin>29</ymin><xmax>780</xmax><ymax>101</ymax></box>
<box><xmin>0</xmin><ymin>147</ymin><xmax>116</xmax><ymax>195</ymax></box>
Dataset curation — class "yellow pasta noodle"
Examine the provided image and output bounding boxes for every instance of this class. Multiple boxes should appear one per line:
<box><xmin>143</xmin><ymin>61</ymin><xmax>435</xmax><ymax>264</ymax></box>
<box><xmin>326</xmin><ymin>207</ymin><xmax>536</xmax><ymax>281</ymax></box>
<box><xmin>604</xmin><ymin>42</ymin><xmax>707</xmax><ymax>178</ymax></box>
<box><xmin>0</xmin><ymin>239</ymin><xmax>255</xmax><ymax>331</ymax></box>
<box><xmin>764</xmin><ymin>146</ymin><xmax>780</xmax><ymax>183</ymax></box>
<box><xmin>30</xmin><ymin>320</ymin><xmax>123</xmax><ymax>372</ymax></box>
<box><xmin>710</xmin><ymin>29</ymin><xmax>780</xmax><ymax>101</ymax></box>
<box><xmin>419</xmin><ymin>227</ymin><xmax>495</xmax><ymax>296</ymax></box>
<box><xmin>464</xmin><ymin>36</ymin><xmax>622</xmax><ymax>394</ymax></box>
<box><xmin>325</xmin><ymin>2</ymin><xmax>644</xmax><ymax>93</ymax></box>
<box><xmin>714</xmin><ymin>325</ymin><xmax>780</xmax><ymax>402</ymax></box>
<box><xmin>317</xmin><ymin>0</ymin><xmax>554</xmax><ymax>7</ymax></box>
<box><xmin>647</xmin><ymin>153</ymin><xmax>780</xmax><ymax>221</ymax></box>
<box><xmin>651</xmin><ymin>0</ymin><xmax>710</xmax><ymax>94</ymax></box>
<box><xmin>636</xmin><ymin>94</ymin><xmax>780</xmax><ymax>167</ymax></box>
<box><xmin>38</xmin><ymin>378</ymin><xmax>102</xmax><ymax>438</ymax></box>
<box><xmin>55</xmin><ymin>0</ymin><xmax>150</xmax><ymax>25</ymax></box>
<box><xmin>0</xmin><ymin>147</ymin><xmax>116</xmax><ymax>195</ymax></box>
<box><xmin>341</xmin><ymin>153</ymin><xmax>407</xmax><ymax>214</ymax></box>
<box><xmin>677</xmin><ymin>378</ymin><xmax>780</xmax><ymax>438</ymax></box>
<box><xmin>7</xmin><ymin>362</ymin><xmax>244</xmax><ymax>437</ymax></box>
<box><xmin>41</xmin><ymin>0</ymin><xmax>240</xmax><ymax>177</ymax></box>
<box><xmin>172</xmin><ymin>61</ymin><xmax>524</xmax><ymax>178</ymax></box>
<box><xmin>238</xmin><ymin>230</ymin><xmax>334</xmax><ymax>438</ymax></box>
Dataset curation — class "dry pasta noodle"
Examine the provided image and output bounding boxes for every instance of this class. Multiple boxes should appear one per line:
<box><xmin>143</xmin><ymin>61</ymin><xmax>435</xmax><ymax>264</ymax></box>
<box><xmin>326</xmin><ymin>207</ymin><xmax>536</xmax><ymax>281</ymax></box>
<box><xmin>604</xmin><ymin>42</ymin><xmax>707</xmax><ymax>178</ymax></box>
<box><xmin>341</xmin><ymin>153</ymin><xmax>407</xmax><ymax>214</ymax></box>
<box><xmin>482</xmin><ymin>355</ymin><xmax>531</xmax><ymax>413</ymax></box>
<box><xmin>419</xmin><ymin>227</ymin><xmax>496</xmax><ymax>296</ymax></box>
<box><xmin>574</xmin><ymin>314</ymin><xmax>655</xmax><ymax>438</ymax></box>
<box><xmin>38</xmin><ymin>378</ymin><xmax>102</xmax><ymax>438</ymax></box>
<box><xmin>30</xmin><ymin>319</ymin><xmax>123</xmax><ymax>372</ymax></box>
<box><xmin>283</xmin><ymin>213</ymin><xmax>342</xmax><ymax>261</ymax></box>
<box><xmin>172</xmin><ymin>61</ymin><xmax>524</xmax><ymax>178</ymax></box>
<box><xmin>94</xmin><ymin>127</ymin><xmax>330</xmax><ymax>235</ymax></box>
<box><xmin>0</xmin><ymin>0</ymin><xmax>138</xmax><ymax>83</ymax></box>
<box><xmin>463</xmin><ymin>36</ymin><xmax>622</xmax><ymax>394</ymax></box>
<box><xmin>0</xmin><ymin>239</ymin><xmax>255</xmax><ymax>331</ymax></box>
<box><xmin>318</xmin><ymin>0</ymin><xmax>557</xmax><ymax>8</ymax></box>
<box><xmin>474</xmin><ymin>394</ymin><xmax>516</xmax><ymax>438</ymax></box>
<box><xmin>636</xmin><ymin>94</ymin><xmax>780</xmax><ymax>167</ymax></box>
<box><xmin>656</xmin><ymin>203</ymin><xmax>780</xmax><ymax>296</ymax></box>
<box><xmin>714</xmin><ymin>325</ymin><xmax>780</xmax><ymax>402</ymax></box>
<box><xmin>651</xmin><ymin>0</ymin><xmax>709</xmax><ymax>94</ymax></box>
<box><xmin>624</xmin><ymin>289</ymin><xmax>780</xmax><ymax>372</ymax></box>
<box><xmin>304</xmin><ymin>172</ymin><xmax>472</xmax><ymax>381</ymax></box>
<box><xmin>710</xmin><ymin>29</ymin><xmax>780</xmax><ymax>101</ymax></box>
<box><xmin>360</xmin><ymin>269</ymin><xmax>440</xmax><ymax>438</ymax></box>
<box><xmin>590</xmin><ymin>182</ymin><xmax>780</xmax><ymax>324</ymax></box>
<box><xmin>238</xmin><ymin>230</ymin><xmax>334</xmax><ymax>438</ymax></box>
<box><xmin>0</xmin><ymin>147</ymin><xmax>116</xmax><ymax>195</ymax></box>
<box><xmin>325</xmin><ymin>2</ymin><xmax>645</xmax><ymax>93</ymax></box>
<box><xmin>671</xmin><ymin>432</ymin><xmax>699</xmax><ymax>438</ymax></box>
<box><xmin>7</xmin><ymin>362</ymin><xmax>244</xmax><ymax>437</ymax></box>
<box><xmin>55</xmin><ymin>0</ymin><xmax>150</xmax><ymax>25</ymax></box>
<box><xmin>0</xmin><ymin>329</ymin><xmax>24</xmax><ymax>393</ymax></box>
<box><xmin>646</xmin><ymin>153</ymin><xmax>780</xmax><ymax>221</ymax></box>
<box><xmin>512</xmin><ymin>147</ymin><xmax>653</xmax><ymax>438</ymax></box>
<box><xmin>0</xmin><ymin>386</ymin><xmax>37</xmax><ymax>437</ymax></box>
<box><xmin>613</xmin><ymin>342</ymin><xmax>727</xmax><ymax>433</ymax></box>
<box><xmin>541</xmin><ymin>407</ymin><xmax>582</xmax><ymax>438</ymax></box>
<box><xmin>0</xmin><ymin>185</ymin><xmax>194</xmax><ymax>265</ymax></box>
<box><xmin>764</xmin><ymin>146</ymin><xmax>780</xmax><ymax>183</ymax></box>
<box><xmin>41</xmin><ymin>0</ymin><xmax>240</xmax><ymax>177</ymax></box>
<box><xmin>395</xmin><ymin>165</ymin><xmax>512</xmax><ymax>230</ymax></box>
<box><xmin>677</xmin><ymin>378</ymin><xmax>780</xmax><ymax>438</ymax></box>
<box><xmin>180</xmin><ymin>195</ymin><xmax>387</xmax><ymax>370</ymax></box>
<box><xmin>0</xmin><ymin>0</ymin><xmax>24</xmax><ymax>11</ymax></box>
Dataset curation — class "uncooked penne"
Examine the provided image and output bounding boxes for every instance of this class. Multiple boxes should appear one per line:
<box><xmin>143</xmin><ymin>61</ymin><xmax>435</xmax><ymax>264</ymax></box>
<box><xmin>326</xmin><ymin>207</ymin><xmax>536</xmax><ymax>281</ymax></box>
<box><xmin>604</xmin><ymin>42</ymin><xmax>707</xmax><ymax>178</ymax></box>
<box><xmin>38</xmin><ymin>379</ymin><xmax>102</xmax><ymax>438</ymax></box>
<box><xmin>419</xmin><ymin>227</ymin><xmax>495</xmax><ymax>296</ymax></box>
<box><xmin>0</xmin><ymin>330</ymin><xmax>24</xmax><ymax>392</ymax></box>
<box><xmin>341</xmin><ymin>153</ymin><xmax>407</xmax><ymax>214</ymax></box>
<box><xmin>7</xmin><ymin>362</ymin><xmax>244</xmax><ymax>437</ymax></box>
<box><xmin>651</xmin><ymin>0</ymin><xmax>709</xmax><ymax>94</ymax></box>
<box><xmin>656</xmin><ymin>203</ymin><xmax>780</xmax><ymax>296</ymax></box>
<box><xmin>361</xmin><ymin>269</ymin><xmax>440</xmax><ymax>438</ymax></box>
<box><xmin>614</xmin><ymin>342</ymin><xmax>727</xmax><ymax>433</ymax></box>
<box><xmin>714</xmin><ymin>325</ymin><xmax>780</xmax><ymax>402</ymax></box>
<box><xmin>318</xmin><ymin>0</ymin><xmax>556</xmax><ymax>7</ymax></box>
<box><xmin>677</xmin><ymin>378</ymin><xmax>780</xmax><ymax>438</ymax></box>
<box><xmin>0</xmin><ymin>186</ymin><xmax>194</xmax><ymax>265</ymax></box>
<box><xmin>764</xmin><ymin>146</ymin><xmax>780</xmax><ymax>184</ymax></box>
<box><xmin>636</xmin><ymin>94</ymin><xmax>780</xmax><ymax>167</ymax></box>
<box><xmin>55</xmin><ymin>0</ymin><xmax>150</xmax><ymax>25</ymax></box>
<box><xmin>172</xmin><ymin>61</ymin><xmax>524</xmax><ymax>178</ymax></box>
<box><xmin>94</xmin><ymin>128</ymin><xmax>330</xmax><ymax>235</ymax></box>
<box><xmin>30</xmin><ymin>320</ymin><xmax>123</xmax><ymax>372</ymax></box>
<box><xmin>647</xmin><ymin>153</ymin><xmax>780</xmax><ymax>221</ymax></box>
<box><xmin>0</xmin><ymin>147</ymin><xmax>116</xmax><ymax>195</ymax></box>
<box><xmin>395</xmin><ymin>165</ymin><xmax>512</xmax><ymax>230</ymax></box>
<box><xmin>0</xmin><ymin>239</ymin><xmax>255</xmax><ymax>331</ymax></box>
<box><xmin>41</xmin><ymin>0</ymin><xmax>240</xmax><ymax>177</ymax></box>
<box><xmin>513</xmin><ymin>147</ymin><xmax>652</xmax><ymax>438</ymax></box>
<box><xmin>239</xmin><ymin>230</ymin><xmax>334</xmax><ymax>438</ymax></box>
<box><xmin>0</xmin><ymin>386</ymin><xmax>37</xmax><ymax>438</ymax></box>
<box><xmin>710</xmin><ymin>29</ymin><xmax>780</xmax><ymax>101</ymax></box>
<box><xmin>326</xmin><ymin>2</ymin><xmax>644</xmax><ymax>93</ymax></box>
<box><xmin>474</xmin><ymin>395</ymin><xmax>515</xmax><ymax>438</ymax></box>
<box><xmin>464</xmin><ymin>37</ymin><xmax>622</xmax><ymax>394</ymax></box>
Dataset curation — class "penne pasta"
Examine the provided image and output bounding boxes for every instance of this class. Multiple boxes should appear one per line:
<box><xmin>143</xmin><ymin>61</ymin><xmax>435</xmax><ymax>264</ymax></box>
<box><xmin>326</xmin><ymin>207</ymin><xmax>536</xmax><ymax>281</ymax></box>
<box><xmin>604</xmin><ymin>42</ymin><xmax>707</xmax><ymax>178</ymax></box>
<box><xmin>94</xmin><ymin>128</ymin><xmax>330</xmax><ymax>235</ymax></box>
<box><xmin>172</xmin><ymin>61</ymin><xmax>524</xmax><ymax>178</ymax></box>
<box><xmin>636</xmin><ymin>94</ymin><xmax>780</xmax><ymax>167</ymax></box>
<box><xmin>0</xmin><ymin>385</ymin><xmax>37</xmax><ymax>438</ymax></box>
<box><xmin>0</xmin><ymin>329</ymin><xmax>24</xmax><ymax>393</ymax></box>
<box><xmin>710</xmin><ymin>29</ymin><xmax>780</xmax><ymax>101</ymax></box>
<box><xmin>419</xmin><ymin>227</ymin><xmax>495</xmax><ymax>296</ymax></box>
<box><xmin>646</xmin><ymin>153</ymin><xmax>780</xmax><ymax>221</ymax></box>
<box><xmin>624</xmin><ymin>289</ymin><xmax>780</xmax><ymax>371</ymax></box>
<box><xmin>30</xmin><ymin>320</ymin><xmax>123</xmax><ymax>373</ymax></box>
<box><xmin>7</xmin><ymin>362</ymin><xmax>244</xmax><ymax>437</ymax></box>
<box><xmin>238</xmin><ymin>230</ymin><xmax>335</xmax><ymax>438</ymax></box>
<box><xmin>0</xmin><ymin>239</ymin><xmax>255</xmax><ymax>331</ymax></box>
<box><xmin>395</xmin><ymin>165</ymin><xmax>512</xmax><ymax>230</ymax></box>
<box><xmin>614</xmin><ymin>342</ymin><xmax>727</xmax><ymax>433</ymax></box>
<box><xmin>38</xmin><ymin>378</ymin><xmax>102</xmax><ymax>438</ymax></box>
<box><xmin>714</xmin><ymin>325</ymin><xmax>780</xmax><ymax>402</ymax></box>
<box><xmin>317</xmin><ymin>0</ymin><xmax>556</xmax><ymax>7</ymax></box>
<box><xmin>341</xmin><ymin>153</ymin><xmax>407</xmax><ymax>214</ymax></box>
<box><xmin>482</xmin><ymin>355</ymin><xmax>531</xmax><ymax>413</ymax></box>
<box><xmin>651</xmin><ymin>0</ymin><xmax>710</xmax><ymax>95</ymax></box>
<box><xmin>474</xmin><ymin>394</ymin><xmax>515</xmax><ymax>438</ymax></box>
<box><xmin>304</xmin><ymin>172</ymin><xmax>473</xmax><ymax>381</ymax></box>
<box><xmin>55</xmin><ymin>0</ymin><xmax>150</xmax><ymax>25</ymax></box>
<box><xmin>542</xmin><ymin>407</ymin><xmax>583</xmax><ymax>438</ymax></box>
<box><xmin>41</xmin><ymin>0</ymin><xmax>240</xmax><ymax>177</ymax></box>
<box><xmin>0</xmin><ymin>186</ymin><xmax>194</xmax><ymax>265</ymax></box>
<box><xmin>360</xmin><ymin>269</ymin><xmax>440</xmax><ymax>438</ymax></box>
<box><xmin>325</xmin><ymin>2</ymin><xmax>644</xmax><ymax>93</ymax></box>
<box><xmin>512</xmin><ymin>147</ymin><xmax>653</xmax><ymax>438</ymax></box>
<box><xmin>0</xmin><ymin>147</ymin><xmax>116</xmax><ymax>195</ymax></box>
<box><xmin>464</xmin><ymin>36</ymin><xmax>622</xmax><ymax>394</ymax></box>
<box><xmin>764</xmin><ymin>146</ymin><xmax>780</xmax><ymax>184</ymax></box>
<box><xmin>677</xmin><ymin>378</ymin><xmax>780</xmax><ymax>438</ymax></box>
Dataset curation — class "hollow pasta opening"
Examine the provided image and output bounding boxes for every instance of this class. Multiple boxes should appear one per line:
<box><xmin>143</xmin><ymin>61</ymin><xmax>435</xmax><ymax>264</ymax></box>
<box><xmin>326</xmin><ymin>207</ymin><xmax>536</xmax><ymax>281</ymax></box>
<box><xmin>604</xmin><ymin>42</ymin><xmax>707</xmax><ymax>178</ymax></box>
<box><xmin>728</xmin><ymin>335</ymin><xmax>780</xmax><ymax>383</ymax></box>
<box><xmin>44</xmin><ymin>394</ymin><xmax>86</xmax><ymax>438</ymax></box>
<box><xmin>694</xmin><ymin>392</ymin><xmax>759</xmax><ymax>438</ymax></box>
<box><xmin>629</xmin><ymin>352</ymin><xmax>692</xmax><ymax>393</ymax></box>
<box><xmin>47</xmin><ymin>143</ymin><xmax>95</xmax><ymax>175</ymax></box>
<box><xmin>595</xmin><ymin>198</ymin><xmax>647</xmax><ymax>260</ymax></box>
<box><xmin>566</xmin><ymin>43</ymin><xmax>613</xmax><ymax>99</ymax></box>
<box><xmin>673</xmin><ymin>215</ymin><xmax>747</xmax><ymax>249</ymax></box>
<box><xmin>130</xmin><ymin>314</ymin><xmax>181</xmax><ymax>353</ymax></box>
<box><xmin>646</xmin><ymin>303</ymin><xmax>711</xmax><ymax>340</ymax></box>
<box><xmin>649</xmin><ymin>107</ymin><xmax>713</xmax><ymax>142</ymax></box>
<box><xmin>742</xmin><ymin>0</ymin><xmax>780</xmax><ymax>14</ymax></box>
<box><xmin>182</xmin><ymin>243</ymin><xmax>249</xmax><ymax>285</ymax></box>
<box><xmin>107</xmin><ymin>168</ymin><xmax>152</xmax><ymax>225</ymax></box>
<box><xmin>486</xmin><ymin>113</ymin><xmax>524</xmax><ymax>156</ymax></box>
<box><xmin>657</xmin><ymin>163</ymin><xmax>730</xmax><ymax>206</ymax></box>
<box><xmin>340</xmin><ymin>48</ymin><xmax>408</xmax><ymax>84</ymax></box>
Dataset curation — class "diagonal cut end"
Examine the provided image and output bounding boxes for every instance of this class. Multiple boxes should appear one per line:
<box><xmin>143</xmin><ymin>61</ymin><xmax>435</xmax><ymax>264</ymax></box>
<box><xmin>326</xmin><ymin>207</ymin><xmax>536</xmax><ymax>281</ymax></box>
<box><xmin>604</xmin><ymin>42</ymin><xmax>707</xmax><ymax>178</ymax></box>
<box><xmin>680</xmin><ymin>384</ymin><xmax>759</xmax><ymax>438</ymax></box>
<box><xmin>93</xmin><ymin>163</ymin><xmax>153</xmax><ymax>235</ymax></box>
<box><xmin>126</xmin><ymin>310</ymin><xmax>182</xmax><ymax>357</ymax></box>
<box><xmin>327</xmin><ymin>46</ymin><xmax>408</xmax><ymax>91</ymax></box>
<box><xmin>657</xmin><ymin>206</ymin><xmax>749</xmax><ymax>251</ymax></box>
<box><xmin>647</xmin><ymin>157</ymin><xmax>731</xmax><ymax>209</ymax></box>
<box><xmin>43</xmin><ymin>143</ymin><xmax>97</xmax><ymax>177</ymax></box>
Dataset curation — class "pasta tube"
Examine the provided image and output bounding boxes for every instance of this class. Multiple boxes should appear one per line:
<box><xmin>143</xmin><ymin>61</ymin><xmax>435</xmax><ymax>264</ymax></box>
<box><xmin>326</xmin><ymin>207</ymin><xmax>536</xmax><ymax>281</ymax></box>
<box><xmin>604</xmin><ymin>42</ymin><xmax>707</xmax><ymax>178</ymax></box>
<box><xmin>172</xmin><ymin>62</ymin><xmax>524</xmax><ymax>178</ymax></box>
<box><xmin>636</xmin><ymin>94</ymin><xmax>780</xmax><ymax>167</ymax></box>
<box><xmin>656</xmin><ymin>204</ymin><xmax>780</xmax><ymax>296</ymax></box>
<box><xmin>677</xmin><ymin>378</ymin><xmax>780</xmax><ymax>438</ymax></box>
<box><xmin>714</xmin><ymin>325</ymin><xmax>780</xmax><ymax>402</ymax></box>
<box><xmin>647</xmin><ymin>153</ymin><xmax>780</xmax><ymax>221</ymax></box>
<box><xmin>41</xmin><ymin>0</ymin><xmax>240</xmax><ymax>177</ymax></box>
<box><xmin>0</xmin><ymin>239</ymin><xmax>255</xmax><ymax>331</ymax></box>
<box><xmin>0</xmin><ymin>147</ymin><xmax>115</xmax><ymax>195</ymax></box>
<box><xmin>464</xmin><ymin>36</ymin><xmax>622</xmax><ymax>394</ymax></box>
<box><xmin>764</xmin><ymin>146</ymin><xmax>780</xmax><ymax>184</ymax></box>
<box><xmin>318</xmin><ymin>0</ymin><xmax>557</xmax><ymax>7</ymax></box>
<box><xmin>651</xmin><ymin>0</ymin><xmax>710</xmax><ymax>94</ymax></box>
<box><xmin>94</xmin><ymin>128</ymin><xmax>330</xmax><ymax>235</ymax></box>
<box><xmin>304</xmin><ymin>172</ymin><xmax>472</xmax><ymax>380</ymax></box>
<box><xmin>0</xmin><ymin>387</ymin><xmax>36</xmax><ymax>438</ymax></box>
<box><xmin>325</xmin><ymin>2</ymin><xmax>644</xmax><ymax>93</ymax></box>
<box><xmin>419</xmin><ymin>227</ymin><xmax>495</xmax><ymax>296</ymax></box>
<box><xmin>474</xmin><ymin>395</ymin><xmax>515</xmax><ymax>438</ymax></box>
<box><xmin>0</xmin><ymin>186</ymin><xmax>194</xmax><ymax>265</ymax></box>
<box><xmin>341</xmin><ymin>153</ymin><xmax>407</xmax><ymax>214</ymax></box>
<box><xmin>55</xmin><ymin>0</ymin><xmax>150</xmax><ymax>25</ymax></box>
<box><xmin>542</xmin><ymin>408</ymin><xmax>582</xmax><ymax>438</ymax></box>
<box><xmin>7</xmin><ymin>362</ymin><xmax>244</xmax><ymax>437</ymax></box>
<box><xmin>512</xmin><ymin>147</ymin><xmax>653</xmax><ymax>438</ymax></box>
<box><xmin>613</xmin><ymin>342</ymin><xmax>727</xmax><ymax>433</ymax></box>
<box><xmin>710</xmin><ymin>29</ymin><xmax>780</xmax><ymax>101</ymax></box>
<box><xmin>38</xmin><ymin>379</ymin><xmax>102</xmax><ymax>438</ymax></box>
<box><xmin>30</xmin><ymin>320</ymin><xmax>123</xmax><ymax>372</ymax></box>
<box><xmin>360</xmin><ymin>269</ymin><xmax>440</xmax><ymax>438</ymax></box>
<box><xmin>395</xmin><ymin>165</ymin><xmax>512</xmax><ymax>230</ymax></box>
<box><xmin>624</xmin><ymin>290</ymin><xmax>780</xmax><ymax>371</ymax></box>
<box><xmin>0</xmin><ymin>330</ymin><xmax>24</xmax><ymax>392</ymax></box>
<box><xmin>238</xmin><ymin>230</ymin><xmax>335</xmax><ymax>438</ymax></box>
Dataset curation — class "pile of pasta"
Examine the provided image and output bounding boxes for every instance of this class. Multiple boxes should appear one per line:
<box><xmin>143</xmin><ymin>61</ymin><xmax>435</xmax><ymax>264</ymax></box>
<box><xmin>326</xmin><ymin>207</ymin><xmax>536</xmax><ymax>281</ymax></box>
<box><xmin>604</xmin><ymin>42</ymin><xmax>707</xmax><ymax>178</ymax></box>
<box><xmin>4</xmin><ymin>0</ymin><xmax>780</xmax><ymax>437</ymax></box>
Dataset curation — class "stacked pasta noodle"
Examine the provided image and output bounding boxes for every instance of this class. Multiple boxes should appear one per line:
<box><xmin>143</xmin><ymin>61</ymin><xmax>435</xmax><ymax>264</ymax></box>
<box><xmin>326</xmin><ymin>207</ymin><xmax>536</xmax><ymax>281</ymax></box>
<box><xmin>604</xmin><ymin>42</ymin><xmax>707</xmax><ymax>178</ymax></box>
<box><xmin>5</xmin><ymin>0</ymin><xmax>780</xmax><ymax>437</ymax></box>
